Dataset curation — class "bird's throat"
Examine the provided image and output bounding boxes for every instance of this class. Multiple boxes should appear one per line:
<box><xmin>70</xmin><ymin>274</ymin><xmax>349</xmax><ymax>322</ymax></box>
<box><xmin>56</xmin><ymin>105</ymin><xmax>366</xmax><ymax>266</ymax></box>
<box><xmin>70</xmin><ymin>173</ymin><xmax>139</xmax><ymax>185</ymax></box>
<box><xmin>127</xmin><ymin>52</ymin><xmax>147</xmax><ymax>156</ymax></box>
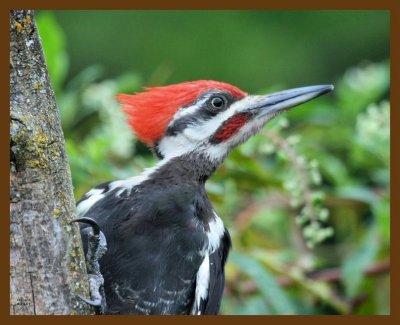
<box><xmin>150</xmin><ymin>153</ymin><xmax>220</xmax><ymax>185</ymax></box>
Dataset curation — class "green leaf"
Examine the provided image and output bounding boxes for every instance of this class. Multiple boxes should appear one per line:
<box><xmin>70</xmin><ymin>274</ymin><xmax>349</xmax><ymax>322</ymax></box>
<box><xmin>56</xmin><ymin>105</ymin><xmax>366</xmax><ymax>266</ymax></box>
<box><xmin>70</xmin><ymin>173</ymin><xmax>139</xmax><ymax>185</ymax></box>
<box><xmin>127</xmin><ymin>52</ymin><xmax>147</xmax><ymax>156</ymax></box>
<box><xmin>341</xmin><ymin>225</ymin><xmax>379</xmax><ymax>297</ymax></box>
<box><xmin>229</xmin><ymin>252</ymin><xmax>297</xmax><ymax>314</ymax></box>
<box><xmin>336</xmin><ymin>186</ymin><xmax>378</xmax><ymax>205</ymax></box>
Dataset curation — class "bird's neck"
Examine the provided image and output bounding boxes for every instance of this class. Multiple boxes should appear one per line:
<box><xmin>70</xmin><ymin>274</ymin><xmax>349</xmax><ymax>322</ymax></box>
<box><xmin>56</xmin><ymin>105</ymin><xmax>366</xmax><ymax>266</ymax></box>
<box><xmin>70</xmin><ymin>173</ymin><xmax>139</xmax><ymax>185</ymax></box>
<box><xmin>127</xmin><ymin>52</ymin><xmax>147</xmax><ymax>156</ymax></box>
<box><xmin>151</xmin><ymin>152</ymin><xmax>221</xmax><ymax>184</ymax></box>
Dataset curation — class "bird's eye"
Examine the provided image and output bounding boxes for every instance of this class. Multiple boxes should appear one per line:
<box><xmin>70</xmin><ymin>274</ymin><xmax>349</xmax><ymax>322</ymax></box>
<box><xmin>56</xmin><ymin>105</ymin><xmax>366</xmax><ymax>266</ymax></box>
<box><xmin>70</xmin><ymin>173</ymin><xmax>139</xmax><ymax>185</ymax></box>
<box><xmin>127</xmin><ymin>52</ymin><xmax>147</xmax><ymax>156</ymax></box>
<box><xmin>210</xmin><ymin>96</ymin><xmax>225</xmax><ymax>109</ymax></box>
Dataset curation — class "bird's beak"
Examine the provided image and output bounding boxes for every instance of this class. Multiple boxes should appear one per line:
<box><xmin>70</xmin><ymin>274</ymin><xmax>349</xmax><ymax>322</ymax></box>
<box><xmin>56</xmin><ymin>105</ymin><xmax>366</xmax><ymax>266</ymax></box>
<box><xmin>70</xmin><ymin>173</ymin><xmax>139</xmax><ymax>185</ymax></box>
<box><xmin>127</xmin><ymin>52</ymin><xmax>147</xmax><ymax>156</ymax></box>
<box><xmin>238</xmin><ymin>85</ymin><xmax>334</xmax><ymax>118</ymax></box>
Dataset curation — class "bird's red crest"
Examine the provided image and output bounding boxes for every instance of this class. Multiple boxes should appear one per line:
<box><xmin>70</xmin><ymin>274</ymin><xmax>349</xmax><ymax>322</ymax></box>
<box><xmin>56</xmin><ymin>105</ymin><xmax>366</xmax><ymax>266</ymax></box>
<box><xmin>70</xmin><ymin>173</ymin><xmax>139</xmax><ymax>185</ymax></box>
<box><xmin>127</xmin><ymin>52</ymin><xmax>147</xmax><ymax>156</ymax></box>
<box><xmin>116</xmin><ymin>80</ymin><xmax>247</xmax><ymax>145</ymax></box>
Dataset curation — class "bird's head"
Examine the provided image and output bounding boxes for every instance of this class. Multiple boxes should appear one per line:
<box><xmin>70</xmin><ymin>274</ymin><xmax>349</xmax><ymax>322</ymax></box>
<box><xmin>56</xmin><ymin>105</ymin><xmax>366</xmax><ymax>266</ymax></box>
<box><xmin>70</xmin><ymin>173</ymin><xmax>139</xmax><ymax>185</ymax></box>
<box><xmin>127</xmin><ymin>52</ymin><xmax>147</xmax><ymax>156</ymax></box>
<box><xmin>117</xmin><ymin>80</ymin><xmax>333</xmax><ymax>164</ymax></box>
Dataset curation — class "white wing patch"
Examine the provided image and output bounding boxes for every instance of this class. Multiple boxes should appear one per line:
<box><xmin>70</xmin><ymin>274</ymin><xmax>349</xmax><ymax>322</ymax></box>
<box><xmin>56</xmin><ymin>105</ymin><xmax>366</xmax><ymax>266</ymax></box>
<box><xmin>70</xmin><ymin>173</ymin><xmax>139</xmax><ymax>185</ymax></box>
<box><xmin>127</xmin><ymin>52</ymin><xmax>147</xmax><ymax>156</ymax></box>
<box><xmin>76</xmin><ymin>188</ymin><xmax>105</xmax><ymax>217</ymax></box>
<box><xmin>207</xmin><ymin>213</ymin><xmax>225</xmax><ymax>253</ymax></box>
<box><xmin>108</xmin><ymin>175</ymin><xmax>148</xmax><ymax>197</ymax></box>
<box><xmin>191</xmin><ymin>212</ymin><xmax>225</xmax><ymax>315</ymax></box>
<box><xmin>109</xmin><ymin>158</ymin><xmax>176</xmax><ymax>196</ymax></box>
<box><xmin>191</xmin><ymin>253</ymin><xmax>210</xmax><ymax>315</ymax></box>
<box><xmin>76</xmin><ymin>159</ymin><xmax>173</xmax><ymax>216</ymax></box>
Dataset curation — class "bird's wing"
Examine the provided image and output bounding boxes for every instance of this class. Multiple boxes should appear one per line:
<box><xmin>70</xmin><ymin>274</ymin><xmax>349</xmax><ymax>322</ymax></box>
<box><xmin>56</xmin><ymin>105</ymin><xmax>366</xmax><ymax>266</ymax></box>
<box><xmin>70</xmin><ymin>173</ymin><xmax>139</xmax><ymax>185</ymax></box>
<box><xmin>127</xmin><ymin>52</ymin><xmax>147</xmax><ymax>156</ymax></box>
<box><xmin>77</xmin><ymin>182</ymin><xmax>209</xmax><ymax>315</ymax></box>
<box><xmin>194</xmin><ymin>230</ymin><xmax>231</xmax><ymax>315</ymax></box>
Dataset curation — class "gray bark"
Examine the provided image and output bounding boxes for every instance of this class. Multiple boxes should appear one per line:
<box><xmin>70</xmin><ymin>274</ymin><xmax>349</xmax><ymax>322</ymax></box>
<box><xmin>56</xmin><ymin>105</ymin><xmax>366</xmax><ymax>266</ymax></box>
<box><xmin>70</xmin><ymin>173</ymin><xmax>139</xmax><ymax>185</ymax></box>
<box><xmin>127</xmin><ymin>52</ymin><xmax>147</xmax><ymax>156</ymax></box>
<box><xmin>10</xmin><ymin>10</ymin><xmax>93</xmax><ymax>315</ymax></box>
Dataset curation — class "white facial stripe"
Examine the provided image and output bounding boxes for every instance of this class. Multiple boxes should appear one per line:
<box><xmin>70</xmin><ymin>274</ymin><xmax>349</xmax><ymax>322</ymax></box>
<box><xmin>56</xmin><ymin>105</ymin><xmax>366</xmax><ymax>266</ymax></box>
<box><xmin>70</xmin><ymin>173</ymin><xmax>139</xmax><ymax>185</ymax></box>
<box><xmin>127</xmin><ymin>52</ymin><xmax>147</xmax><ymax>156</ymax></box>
<box><xmin>183</xmin><ymin>115</ymin><xmax>223</xmax><ymax>141</ymax></box>
<box><xmin>158</xmin><ymin>100</ymin><xmax>244</xmax><ymax>160</ymax></box>
<box><xmin>168</xmin><ymin>97</ymin><xmax>209</xmax><ymax>125</ymax></box>
<box><xmin>168</xmin><ymin>91</ymin><xmax>245</xmax><ymax>126</ymax></box>
<box><xmin>157</xmin><ymin>134</ymin><xmax>196</xmax><ymax>158</ymax></box>
<box><xmin>199</xmin><ymin>144</ymin><xmax>228</xmax><ymax>162</ymax></box>
<box><xmin>198</xmin><ymin>110</ymin><xmax>272</xmax><ymax>162</ymax></box>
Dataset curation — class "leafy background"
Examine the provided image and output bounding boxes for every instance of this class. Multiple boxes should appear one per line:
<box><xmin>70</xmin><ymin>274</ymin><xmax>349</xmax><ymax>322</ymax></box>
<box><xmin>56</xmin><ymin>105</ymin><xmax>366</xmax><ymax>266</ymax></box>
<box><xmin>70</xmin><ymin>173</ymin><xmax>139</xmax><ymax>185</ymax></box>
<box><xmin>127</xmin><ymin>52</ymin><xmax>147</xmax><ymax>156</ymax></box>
<box><xmin>36</xmin><ymin>10</ymin><xmax>390</xmax><ymax>315</ymax></box>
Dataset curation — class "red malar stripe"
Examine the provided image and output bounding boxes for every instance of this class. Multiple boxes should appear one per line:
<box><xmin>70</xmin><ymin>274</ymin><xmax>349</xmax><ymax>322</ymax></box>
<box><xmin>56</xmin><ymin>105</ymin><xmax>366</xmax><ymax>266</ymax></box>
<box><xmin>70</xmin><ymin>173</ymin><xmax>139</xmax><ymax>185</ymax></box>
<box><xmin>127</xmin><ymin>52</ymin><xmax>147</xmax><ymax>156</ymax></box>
<box><xmin>212</xmin><ymin>113</ymin><xmax>251</xmax><ymax>143</ymax></box>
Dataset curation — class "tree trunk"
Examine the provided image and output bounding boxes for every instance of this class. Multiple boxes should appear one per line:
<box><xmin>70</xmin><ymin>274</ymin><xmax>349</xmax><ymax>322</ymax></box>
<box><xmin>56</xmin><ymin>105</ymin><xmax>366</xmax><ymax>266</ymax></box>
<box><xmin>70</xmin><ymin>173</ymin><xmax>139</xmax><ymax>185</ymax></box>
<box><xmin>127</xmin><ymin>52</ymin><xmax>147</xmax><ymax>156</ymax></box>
<box><xmin>10</xmin><ymin>10</ymin><xmax>93</xmax><ymax>315</ymax></box>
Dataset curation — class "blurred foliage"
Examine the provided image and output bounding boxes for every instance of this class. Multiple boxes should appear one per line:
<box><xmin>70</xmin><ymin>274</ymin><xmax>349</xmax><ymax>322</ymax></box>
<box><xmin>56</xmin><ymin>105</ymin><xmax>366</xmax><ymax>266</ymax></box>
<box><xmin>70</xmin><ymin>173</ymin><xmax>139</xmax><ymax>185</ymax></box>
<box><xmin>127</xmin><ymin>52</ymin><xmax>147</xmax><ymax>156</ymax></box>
<box><xmin>44</xmin><ymin>10</ymin><xmax>389</xmax><ymax>92</ymax></box>
<box><xmin>37</xmin><ymin>11</ymin><xmax>390</xmax><ymax>315</ymax></box>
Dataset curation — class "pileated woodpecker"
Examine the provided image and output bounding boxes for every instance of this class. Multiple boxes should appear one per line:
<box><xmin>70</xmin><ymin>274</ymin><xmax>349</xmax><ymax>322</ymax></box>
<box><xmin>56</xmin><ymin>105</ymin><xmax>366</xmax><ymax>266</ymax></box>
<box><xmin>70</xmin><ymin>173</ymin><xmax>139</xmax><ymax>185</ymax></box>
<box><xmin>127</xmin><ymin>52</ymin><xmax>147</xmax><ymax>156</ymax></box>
<box><xmin>74</xmin><ymin>80</ymin><xmax>333</xmax><ymax>315</ymax></box>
